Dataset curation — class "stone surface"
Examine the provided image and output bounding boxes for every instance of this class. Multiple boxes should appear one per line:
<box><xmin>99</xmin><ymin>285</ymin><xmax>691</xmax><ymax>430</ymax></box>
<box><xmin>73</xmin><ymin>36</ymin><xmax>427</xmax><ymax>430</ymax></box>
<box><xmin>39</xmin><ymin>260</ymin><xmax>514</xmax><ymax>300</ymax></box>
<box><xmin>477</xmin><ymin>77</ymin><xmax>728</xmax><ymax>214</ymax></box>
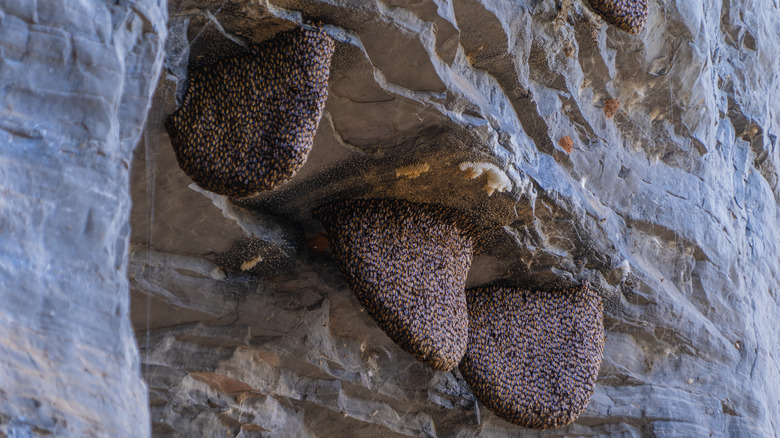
<box><xmin>0</xmin><ymin>0</ymin><xmax>166</xmax><ymax>436</ymax></box>
<box><xmin>131</xmin><ymin>0</ymin><xmax>780</xmax><ymax>436</ymax></box>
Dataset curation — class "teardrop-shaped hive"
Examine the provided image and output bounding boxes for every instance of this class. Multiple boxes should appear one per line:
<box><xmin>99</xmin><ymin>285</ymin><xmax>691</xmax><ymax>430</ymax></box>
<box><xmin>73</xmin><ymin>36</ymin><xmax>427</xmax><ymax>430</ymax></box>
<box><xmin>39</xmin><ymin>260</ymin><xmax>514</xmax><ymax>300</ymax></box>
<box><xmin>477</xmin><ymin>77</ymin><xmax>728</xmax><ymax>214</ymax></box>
<box><xmin>586</xmin><ymin>0</ymin><xmax>648</xmax><ymax>34</ymax></box>
<box><xmin>165</xmin><ymin>27</ymin><xmax>335</xmax><ymax>197</ymax></box>
<box><xmin>314</xmin><ymin>199</ymin><xmax>475</xmax><ymax>371</ymax></box>
<box><xmin>460</xmin><ymin>284</ymin><xmax>604</xmax><ymax>429</ymax></box>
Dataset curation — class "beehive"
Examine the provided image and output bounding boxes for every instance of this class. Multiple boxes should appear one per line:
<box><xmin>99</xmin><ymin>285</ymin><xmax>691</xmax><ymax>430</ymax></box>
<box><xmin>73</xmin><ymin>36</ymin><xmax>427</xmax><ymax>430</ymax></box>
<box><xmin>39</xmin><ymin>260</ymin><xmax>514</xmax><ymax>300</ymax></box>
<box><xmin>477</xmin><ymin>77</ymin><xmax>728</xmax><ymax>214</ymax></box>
<box><xmin>314</xmin><ymin>199</ymin><xmax>476</xmax><ymax>371</ymax></box>
<box><xmin>165</xmin><ymin>27</ymin><xmax>335</xmax><ymax>197</ymax></box>
<box><xmin>586</xmin><ymin>0</ymin><xmax>648</xmax><ymax>34</ymax></box>
<box><xmin>460</xmin><ymin>284</ymin><xmax>604</xmax><ymax>429</ymax></box>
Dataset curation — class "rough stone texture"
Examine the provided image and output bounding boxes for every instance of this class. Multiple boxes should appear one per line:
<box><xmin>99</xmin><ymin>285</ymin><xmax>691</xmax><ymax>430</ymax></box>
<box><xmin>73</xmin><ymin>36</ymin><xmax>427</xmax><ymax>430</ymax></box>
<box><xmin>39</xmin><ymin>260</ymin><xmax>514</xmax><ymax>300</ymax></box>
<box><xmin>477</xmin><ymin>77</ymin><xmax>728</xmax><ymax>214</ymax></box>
<box><xmin>0</xmin><ymin>0</ymin><xmax>166</xmax><ymax>436</ymax></box>
<box><xmin>132</xmin><ymin>0</ymin><xmax>780</xmax><ymax>436</ymax></box>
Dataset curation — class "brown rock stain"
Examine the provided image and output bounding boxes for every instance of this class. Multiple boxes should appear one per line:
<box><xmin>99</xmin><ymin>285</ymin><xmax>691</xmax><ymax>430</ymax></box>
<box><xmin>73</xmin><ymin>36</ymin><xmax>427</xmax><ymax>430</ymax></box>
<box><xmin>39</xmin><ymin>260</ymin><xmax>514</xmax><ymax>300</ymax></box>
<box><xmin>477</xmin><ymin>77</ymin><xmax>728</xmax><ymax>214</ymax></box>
<box><xmin>307</xmin><ymin>233</ymin><xmax>330</xmax><ymax>253</ymax></box>
<box><xmin>558</xmin><ymin>136</ymin><xmax>574</xmax><ymax>154</ymax></box>
<box><xmin>604</xmin><ymin>99</ymin><xmax>620</xmax><ymax>119</ymax></box>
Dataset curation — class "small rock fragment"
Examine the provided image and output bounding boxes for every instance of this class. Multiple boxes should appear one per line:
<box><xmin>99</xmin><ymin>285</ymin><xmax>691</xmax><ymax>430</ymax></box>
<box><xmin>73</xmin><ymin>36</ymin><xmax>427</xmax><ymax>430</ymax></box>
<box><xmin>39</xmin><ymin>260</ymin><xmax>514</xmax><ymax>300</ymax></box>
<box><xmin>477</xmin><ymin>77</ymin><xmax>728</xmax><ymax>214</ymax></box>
<box><xmin>563</xmin><ymin>41</ymin><xmax>576</xmax><ymax>58</ymax></box>
<box><xmin>209</xmin><ymin>267</ymin><xmax>226</xmax><ymax>280</ymax></box>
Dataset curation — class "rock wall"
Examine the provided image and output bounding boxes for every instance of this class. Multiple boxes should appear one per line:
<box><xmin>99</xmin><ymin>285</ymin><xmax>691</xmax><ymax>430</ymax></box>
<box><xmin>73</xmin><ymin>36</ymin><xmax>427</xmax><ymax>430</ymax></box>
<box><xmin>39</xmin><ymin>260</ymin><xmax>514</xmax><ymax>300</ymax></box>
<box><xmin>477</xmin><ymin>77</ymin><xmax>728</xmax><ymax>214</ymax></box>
<box><xmin>0</xmin><ymin>0</ymin><xmax>166</xmax><ymax>436</ymax></box>
<box><xmin>131</xmin><ymin>0</ymin><xmax>780</xmax><ymax>436</ymax></box>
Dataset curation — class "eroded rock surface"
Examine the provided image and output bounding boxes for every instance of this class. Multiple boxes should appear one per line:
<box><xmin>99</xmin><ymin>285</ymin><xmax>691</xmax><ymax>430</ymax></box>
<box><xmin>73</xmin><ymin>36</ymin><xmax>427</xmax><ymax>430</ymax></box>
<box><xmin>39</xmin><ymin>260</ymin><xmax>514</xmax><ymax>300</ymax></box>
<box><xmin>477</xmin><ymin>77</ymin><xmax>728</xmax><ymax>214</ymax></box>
<box><xmin>0</xmin><ymin>0</ymin><xmax>166</xmax><ymax>436</ymax></box>
<box><xmin>131</xmin><ymin>0</ymin><xmax>780</xmax><ymax>436</ymax></box>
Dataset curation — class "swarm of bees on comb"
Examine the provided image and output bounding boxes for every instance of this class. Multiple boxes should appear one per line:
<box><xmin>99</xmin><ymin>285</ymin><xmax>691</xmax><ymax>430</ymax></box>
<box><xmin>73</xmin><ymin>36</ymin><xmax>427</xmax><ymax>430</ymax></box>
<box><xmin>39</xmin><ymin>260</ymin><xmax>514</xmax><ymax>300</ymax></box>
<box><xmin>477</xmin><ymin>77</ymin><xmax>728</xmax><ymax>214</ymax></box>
<box><xmin>165</xmin><ymin>27</ymin><xmax>335</xmax><ymax>197</ymax></box>
<box><xmin>459</xmin><ymin>284</ymin><xmax>605</xmax><ymax>429</ymax></box>
<box><xmin>168</xmin><ymin>19</ymin><xmax>609</xmax><ymax>430</ymax></box>
<box><xmin>313</xmin><ymin>198</ymin><xmax>478</xmax><ymax>371</ymax></box>
<box><xmin>586</xmin><ymin>0</ymin><xmax>648</xmax><ymax>34</ymax></box>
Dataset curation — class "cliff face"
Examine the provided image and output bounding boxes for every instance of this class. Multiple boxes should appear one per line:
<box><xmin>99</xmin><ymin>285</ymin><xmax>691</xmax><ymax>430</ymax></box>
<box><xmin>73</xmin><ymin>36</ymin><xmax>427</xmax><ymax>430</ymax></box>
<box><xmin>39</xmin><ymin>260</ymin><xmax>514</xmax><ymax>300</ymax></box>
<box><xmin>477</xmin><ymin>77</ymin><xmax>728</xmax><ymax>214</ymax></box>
<box><xmin>0</xmin><ymin>0</ymin><xmax>165</xmax><ymax>436</ymax></box>
<box><xmin>131</xmin><ymin>0</ymin><xmax>780</xmax><ymax>436</ymax></box>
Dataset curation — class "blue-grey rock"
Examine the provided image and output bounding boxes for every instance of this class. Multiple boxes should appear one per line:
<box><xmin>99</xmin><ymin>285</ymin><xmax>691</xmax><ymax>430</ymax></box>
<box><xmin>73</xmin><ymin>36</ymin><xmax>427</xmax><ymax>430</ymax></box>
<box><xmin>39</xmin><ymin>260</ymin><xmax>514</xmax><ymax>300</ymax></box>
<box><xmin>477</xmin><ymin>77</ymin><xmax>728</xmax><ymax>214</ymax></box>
<box><xmin>0</xmin><ymin>0</ymin><xmax>166</xmax><ymax>436</ymax></box>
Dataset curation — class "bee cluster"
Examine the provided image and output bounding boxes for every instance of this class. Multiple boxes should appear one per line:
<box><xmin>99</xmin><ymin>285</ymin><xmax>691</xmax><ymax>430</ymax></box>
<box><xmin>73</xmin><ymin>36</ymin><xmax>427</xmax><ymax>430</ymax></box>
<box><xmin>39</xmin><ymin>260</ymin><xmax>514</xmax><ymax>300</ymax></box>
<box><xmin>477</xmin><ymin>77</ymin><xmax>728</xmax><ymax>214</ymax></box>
<box><xmin>166</xmin><ymin>20</ymin><xmax>608</xmax><ymax>430</ymax></box>
<box><xmin>459</xmin><ymin>284</ymin><xmax>605</xmax><ymax>429</ymax></box>
<box><xmin>586</xmin><ymin>0</ymin><xmax>648</xmax><ymax>34</ymax></box>
<box><xmin>165</xmin><ymin>27</ymin><xmax>335</xmax><ymax>197</ymax></box>
<box><xmin>314</xmin><ymin>199</ymin><xmax>477</xmax><ymax>371</ymax></box>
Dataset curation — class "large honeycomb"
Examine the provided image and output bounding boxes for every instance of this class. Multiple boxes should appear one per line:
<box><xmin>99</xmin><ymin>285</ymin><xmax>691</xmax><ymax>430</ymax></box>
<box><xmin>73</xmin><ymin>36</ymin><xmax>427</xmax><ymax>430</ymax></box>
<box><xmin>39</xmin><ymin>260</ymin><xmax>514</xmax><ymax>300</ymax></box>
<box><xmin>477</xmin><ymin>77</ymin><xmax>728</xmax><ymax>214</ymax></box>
<box><xmin>314</xmin><ymin>199</ymin><xmax>476</xmax><ymax>371</ymax></box>
<box><xmin>460</xmin><ymin>284</ymin><xmax>604</xmax><ymax>429</ymax></box>
<box><xmin>165</xmin><ymin>27</ymin><xmax>334</xmax><ymax>197</ymax></box>
<box><xmin>587</xmin><ymin>0</ymin><xmax>648</xmax><ymax>34</ymax></box>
